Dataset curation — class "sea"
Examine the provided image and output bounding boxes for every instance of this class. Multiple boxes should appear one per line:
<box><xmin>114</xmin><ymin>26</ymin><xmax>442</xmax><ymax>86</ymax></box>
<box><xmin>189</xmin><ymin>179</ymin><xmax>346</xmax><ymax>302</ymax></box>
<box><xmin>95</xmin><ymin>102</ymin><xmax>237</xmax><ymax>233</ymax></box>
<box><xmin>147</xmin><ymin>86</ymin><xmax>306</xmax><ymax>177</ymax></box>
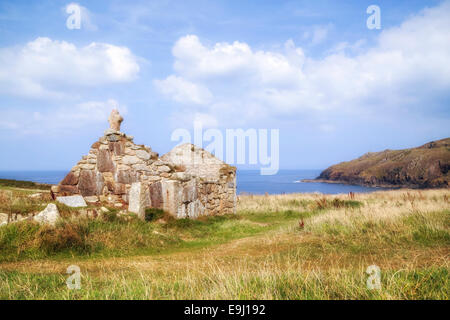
<box><xmin>0</xmin><ymin>169</ymin><xmax>391</xmax><ymax>195</ymax></box>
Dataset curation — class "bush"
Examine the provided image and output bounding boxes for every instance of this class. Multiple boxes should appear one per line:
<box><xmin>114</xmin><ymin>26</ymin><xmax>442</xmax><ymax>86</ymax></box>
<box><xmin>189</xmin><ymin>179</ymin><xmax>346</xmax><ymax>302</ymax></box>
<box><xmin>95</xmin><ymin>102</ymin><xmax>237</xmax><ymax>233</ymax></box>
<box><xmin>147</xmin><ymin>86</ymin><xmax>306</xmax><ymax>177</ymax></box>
<box><xmin>102</xmin><ymin>210</ymin><xmax>119</xmax><ymax>222</ymax></box>
<box><xmin>0</xmin><ymin>179</ymin><xmax>51</xmax><ymax>190</ymax></box>
<box><xmin>315</xmin><ymin>197</ymin><xmax>363</xmax><ymax>210</ymax></box>
<box><xmin>35</xmin><ymin>222</ymin><xmax>92</xmax><ymax>254</ymax></box>
<box><xmin>144</xmin><ymin>208</ymin><xmax>165</xmax><ymax>222</ymax></box>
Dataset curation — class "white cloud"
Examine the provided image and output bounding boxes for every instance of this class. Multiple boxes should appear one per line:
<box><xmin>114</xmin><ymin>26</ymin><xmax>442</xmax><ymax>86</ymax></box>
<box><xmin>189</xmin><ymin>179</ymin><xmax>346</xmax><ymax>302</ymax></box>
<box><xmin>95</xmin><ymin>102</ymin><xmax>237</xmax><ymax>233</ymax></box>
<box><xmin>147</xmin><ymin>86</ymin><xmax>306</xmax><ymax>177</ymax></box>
<box><xmin>153</xmin><ymin>75</ymin><xmax>213</xmax><ymax>105</ymax></box>
<box><xmin>155</xmin><ymin>1</ymin><xmax>450</xmax><ymax>127</ymax></box>
<box><xmin>0</xmin><ymin>37</ymin><xmax>140</xmax><ymax>98</ymax></box>
<box><xmin>171</xmin><ymin>34</ymin><xmax>304</xmax><ymax>87</ymax></box>
<box><xmin>0</xmin><ymin>99</ymin><xmax>127</xmax><ymax>134</ymax></box>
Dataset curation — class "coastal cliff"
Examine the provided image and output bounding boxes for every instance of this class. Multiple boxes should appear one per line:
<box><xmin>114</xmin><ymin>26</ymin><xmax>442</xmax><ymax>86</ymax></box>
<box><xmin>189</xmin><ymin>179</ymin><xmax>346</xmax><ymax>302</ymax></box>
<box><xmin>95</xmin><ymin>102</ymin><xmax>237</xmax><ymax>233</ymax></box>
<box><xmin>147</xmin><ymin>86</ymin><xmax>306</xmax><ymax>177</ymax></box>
<box><xmin>316</xmin><ymin>138</ymin><xmax>449</xmax><ymax>188</ymax></box>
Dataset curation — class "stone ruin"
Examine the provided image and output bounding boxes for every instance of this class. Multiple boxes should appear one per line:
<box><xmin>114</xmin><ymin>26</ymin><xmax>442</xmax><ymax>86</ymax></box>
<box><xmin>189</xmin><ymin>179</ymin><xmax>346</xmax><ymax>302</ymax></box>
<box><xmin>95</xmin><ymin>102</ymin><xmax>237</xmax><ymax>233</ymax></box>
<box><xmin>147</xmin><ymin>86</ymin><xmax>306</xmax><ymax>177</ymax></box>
<box><xmin>52</xmin><ymin>110</ymin><xmax>237</xmax><ymax>219</ymax></box>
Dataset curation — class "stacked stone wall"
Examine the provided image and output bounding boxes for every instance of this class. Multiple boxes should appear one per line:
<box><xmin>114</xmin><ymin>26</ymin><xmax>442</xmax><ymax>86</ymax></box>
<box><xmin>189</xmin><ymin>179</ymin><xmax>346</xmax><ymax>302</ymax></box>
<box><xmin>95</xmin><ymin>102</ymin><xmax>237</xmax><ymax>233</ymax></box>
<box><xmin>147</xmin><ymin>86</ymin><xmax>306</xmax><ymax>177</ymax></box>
<box><xmin>54</xmin><ymin>130</ymin><xmax>236</xmax><ymax>219</ymax></box>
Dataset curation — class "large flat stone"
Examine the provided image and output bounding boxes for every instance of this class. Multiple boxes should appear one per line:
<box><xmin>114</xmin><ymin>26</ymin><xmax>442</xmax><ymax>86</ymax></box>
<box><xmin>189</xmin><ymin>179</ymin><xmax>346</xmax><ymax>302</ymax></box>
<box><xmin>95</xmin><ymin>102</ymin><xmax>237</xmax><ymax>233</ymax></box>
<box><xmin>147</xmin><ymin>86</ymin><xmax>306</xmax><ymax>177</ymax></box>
<box><xmin>78</xmin><ymin>170</ymin><xmax>103</xmax><ymax>196</ymax></box>
<box><xmin>182</xmin><ymin>185</ymin><xmax>197</xmax><ymax>203</ymax></box>
<box><xmin>56</xmin><ymin>195</ymin><xmax>87</xmax><ymax>207</ymax></box>
<box><xmin>109</xmin><ymin>141</ymin><xmax>125</xmax><ymax>156</ymax></box>
<box><xmin>128</xmin><ymin>182</ymin><xmax>149</xmax><ymax>220</ymax></box>
<box><xmin>97</xmin><ymin>149</ymin><xmax>115</xmax><ymax>173</ymax></box>
<box><xmin>161</xmin><ymin>180</ymin><xmax>182</xmax><ymax>217</ymax></box>
<box><xmin>122</xmin><ymin>155</ymin><xmax>141</xmax><ymax>165</ymax></box>
<box><xmin>59</xmin><ymin>185</ymin><xmax>79</xmax><ymax>194</ymax></box>
<box><xmin>136</xmin><ymin>150</ymin><xmax>150</xmax><ymax>160</ymax></box>
<box><xmin>34</xmin><ymin>203</ymin><xmax>60</xmax><ymax>226</ymax></box>
<box><xmin>113</xmin><ymin>183</ymin><xmax>126</xmax><ymax>195</ymax></box>
<box><xmin>149</xmin><ymin>182</ymin><xmax>163</xmax><ymax>208</ymax></box>
<box><xmin>60</xmin><ymin>171</ymin><xmax>79</xmax><ymax>185</ymax></box>
<box><xmin>117</xmin><ymin>170</ymin><xmax>138</xmax><ymax>184</ymax></box>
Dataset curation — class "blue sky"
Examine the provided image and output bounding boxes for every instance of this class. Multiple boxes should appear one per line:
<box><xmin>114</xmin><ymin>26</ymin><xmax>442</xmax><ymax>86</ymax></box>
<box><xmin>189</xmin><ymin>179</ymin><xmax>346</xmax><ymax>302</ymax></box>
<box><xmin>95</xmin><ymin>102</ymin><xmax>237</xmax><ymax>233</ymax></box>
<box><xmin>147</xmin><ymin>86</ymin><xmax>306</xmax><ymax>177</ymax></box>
<box><xmin>0</xmin><ymin>0</ymin><xmax>449</xmax><ymax>171</ymax></box>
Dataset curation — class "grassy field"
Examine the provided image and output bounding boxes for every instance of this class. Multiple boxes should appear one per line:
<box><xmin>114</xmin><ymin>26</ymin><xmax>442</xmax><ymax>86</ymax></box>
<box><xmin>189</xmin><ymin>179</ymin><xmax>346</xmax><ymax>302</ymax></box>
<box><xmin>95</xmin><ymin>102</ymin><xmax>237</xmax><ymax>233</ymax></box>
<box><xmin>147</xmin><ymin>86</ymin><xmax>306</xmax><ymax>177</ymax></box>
<box><xmin>0</xmin><ymin>184</ymin><xmax>448</xmax><ymax>299</ymax></box>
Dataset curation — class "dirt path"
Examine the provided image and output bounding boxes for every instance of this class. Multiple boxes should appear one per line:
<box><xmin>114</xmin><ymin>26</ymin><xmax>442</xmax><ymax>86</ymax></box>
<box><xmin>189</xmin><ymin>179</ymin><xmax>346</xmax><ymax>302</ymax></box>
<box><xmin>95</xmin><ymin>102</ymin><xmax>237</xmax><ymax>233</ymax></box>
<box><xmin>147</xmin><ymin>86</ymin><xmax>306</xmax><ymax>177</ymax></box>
<box><xmin>1</xmin><ymin>231</ymin><xmax>448</xmax><ymax>276</ymax></box>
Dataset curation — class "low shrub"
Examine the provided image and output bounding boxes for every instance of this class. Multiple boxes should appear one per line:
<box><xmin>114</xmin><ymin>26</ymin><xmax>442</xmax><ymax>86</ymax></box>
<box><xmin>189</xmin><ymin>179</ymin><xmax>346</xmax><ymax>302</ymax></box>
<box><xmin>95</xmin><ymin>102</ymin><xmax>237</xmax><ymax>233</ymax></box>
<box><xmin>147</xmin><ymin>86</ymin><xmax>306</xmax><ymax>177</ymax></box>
<box><xmin>35</xmin><ymin>222</ymin><xmax>92</xmax><ymax>254</ymax></box>
<box><xmin>314</xmin><ymin>197</ymin><xmax>363</xmax><ymax>210</ymax></box>
<box><xmin>144</xmin><ymin>208</ymin><xmax>165</xmax><ymax>222</ymax></box>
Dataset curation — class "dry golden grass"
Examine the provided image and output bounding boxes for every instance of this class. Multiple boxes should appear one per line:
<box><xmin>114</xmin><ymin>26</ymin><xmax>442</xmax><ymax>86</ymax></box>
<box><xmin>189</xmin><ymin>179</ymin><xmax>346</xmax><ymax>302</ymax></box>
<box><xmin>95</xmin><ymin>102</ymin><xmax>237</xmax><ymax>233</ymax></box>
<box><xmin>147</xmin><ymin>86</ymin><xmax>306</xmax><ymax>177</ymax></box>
<box><xmin>306</xmin><ymin>189</ymin><xmax>449</xmax><ymax>227</ymax></box>
<box><xmin>0</xmin><ymin>188</ymin><xmax>449</xmax><ymax>299</ymax></box>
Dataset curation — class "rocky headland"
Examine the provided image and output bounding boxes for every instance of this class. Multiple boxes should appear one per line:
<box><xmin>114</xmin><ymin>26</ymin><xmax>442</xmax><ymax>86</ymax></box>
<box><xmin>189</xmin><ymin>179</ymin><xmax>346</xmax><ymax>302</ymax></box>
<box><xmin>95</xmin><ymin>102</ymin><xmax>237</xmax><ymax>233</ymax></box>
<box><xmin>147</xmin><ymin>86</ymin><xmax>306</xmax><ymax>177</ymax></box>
<box><xmin>308</xmin><ymin>138</ymin><xmax>449</xmax><ymax>188</ymax></box>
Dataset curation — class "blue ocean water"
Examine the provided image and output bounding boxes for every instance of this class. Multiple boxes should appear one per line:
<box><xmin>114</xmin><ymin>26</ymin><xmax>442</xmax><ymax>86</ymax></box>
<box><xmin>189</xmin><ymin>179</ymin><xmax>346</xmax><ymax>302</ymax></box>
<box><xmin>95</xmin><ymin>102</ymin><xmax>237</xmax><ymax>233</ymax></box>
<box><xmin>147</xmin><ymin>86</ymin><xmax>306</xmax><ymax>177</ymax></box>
<box><xmin>236</xmin><ymin>170</ymin><xmax>391</xmax><ymax>194</ymax></box>
<box><xmin>0</xmin><ymin>170</ymin><xmax>68</xmax><ymax>185</ymax></box>
<box><xmin>0</xmin><ymin>169</ymin><xmax>390</xmax><ymax>195</ymax></box>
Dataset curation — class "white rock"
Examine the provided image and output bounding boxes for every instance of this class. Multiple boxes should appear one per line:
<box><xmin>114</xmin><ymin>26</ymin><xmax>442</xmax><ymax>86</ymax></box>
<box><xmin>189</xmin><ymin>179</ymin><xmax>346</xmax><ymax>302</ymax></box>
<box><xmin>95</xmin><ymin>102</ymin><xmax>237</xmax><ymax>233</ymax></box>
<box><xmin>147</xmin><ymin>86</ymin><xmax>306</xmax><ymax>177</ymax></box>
<box><xmin>79</xmin><ymin>164</ymin><xmax>95</xmax><ymax>170</ymax></box>
<box><xmin>132</xmin><ymin>164</ymin><xmax>151</xmax><ymax>172</ymax></box>
<box><xmin>0</xmin><ymin>213</ymin><xmax>8</xmax><ymax>224</ymax></box>
<box><xmin>84</xmin><ymin>196</ymin><xmax>99</xmax><ymax>203</ymax></box>
<box><xmin>34</xmin><ymin>204</ymin><xmax>60</xmax><ymax>226</ymax></box>
<box><xmin>128</xmin><ymin>182</ymin><xmax>149</xmax><ymax>220</ymax></box>
<box><xmin>136</xmin><ymin>150</ymin><xmax>150</xmax><ymax>160</ymax></box>
<box><xmin>29</xmin><ymin>193</ymin><xmax>42</xmax><ymax>199</ymax></box>
<box><xmin>0</xmin><ymin>221</ymin><xmax>7</xmax><ymax>227</ymax></box>
<box><xmin>100</xmin><ymin>207</ymin><xmax>109</xmax><ymax>213</ymax></box>
<box><xmin>56</xmin><ymin>195</ymin><xmax>87</xmax><ymax>208</ymax></box>
<box><xmin>117</xmin><ymin>164</ymin><xmax>132</xmax><ymax>170</ymax></box>
<box><xmin>172</xmin><ymin>172</ymin><xmax>192</xmax><ymax>182</ymax></box>
<box><xmin>158</xmin><ymin>165</ymin><xmax>171</xmax><ymax>173</ymax></box>
<box><xmin>146</xmin><ymin>176</ymin><xmax>161</xmax><ymax>182</ymax></box>
<box><xmin>104</xmin><ymin>128</ymin><xmax>119</xmax><ymax>136</ymax></box>
<box><xmin>122</xmin><ymin>155</ymin><xmax>141</xmax><ymax>165</ymax></box>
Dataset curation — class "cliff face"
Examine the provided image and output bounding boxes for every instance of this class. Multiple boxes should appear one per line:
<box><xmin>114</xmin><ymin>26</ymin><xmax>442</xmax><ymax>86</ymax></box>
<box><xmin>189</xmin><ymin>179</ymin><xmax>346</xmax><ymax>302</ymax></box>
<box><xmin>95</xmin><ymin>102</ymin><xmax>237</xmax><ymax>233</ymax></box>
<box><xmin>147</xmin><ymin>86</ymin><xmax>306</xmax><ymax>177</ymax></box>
<box><xmin>318</xmin><ymin>138</ymin><xmax>450</xmax><ymax>188</ymax></box>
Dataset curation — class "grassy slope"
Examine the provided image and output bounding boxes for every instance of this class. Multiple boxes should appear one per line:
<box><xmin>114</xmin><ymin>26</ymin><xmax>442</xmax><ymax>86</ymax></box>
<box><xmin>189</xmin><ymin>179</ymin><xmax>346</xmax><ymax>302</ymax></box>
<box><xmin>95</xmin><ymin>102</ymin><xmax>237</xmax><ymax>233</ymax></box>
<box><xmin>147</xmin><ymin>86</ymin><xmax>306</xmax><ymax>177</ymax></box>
<box><xmin>0</xmin><ymin>179</ymin><xmax>51</xmax><ymax>191</ymax></box>
<box><xmin>0</xmin><ymin>188</ymin><xmax>449</xmax><ymax>299</ymax></box>
<box><xmin>318</xmin><ymin>138</ymin><xmax>450</xmax><ymax>188</ymax></box>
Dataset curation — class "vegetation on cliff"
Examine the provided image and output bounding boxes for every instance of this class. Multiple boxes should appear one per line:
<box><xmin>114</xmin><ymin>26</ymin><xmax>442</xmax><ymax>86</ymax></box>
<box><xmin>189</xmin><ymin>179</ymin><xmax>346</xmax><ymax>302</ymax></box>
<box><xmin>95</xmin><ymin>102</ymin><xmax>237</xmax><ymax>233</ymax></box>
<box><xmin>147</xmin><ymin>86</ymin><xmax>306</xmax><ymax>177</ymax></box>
<box><xmin>318</xmin><ymin>138</ymin><xmax>449</xmax><ymax>188</ymax></box>
<box><xmin>0</xmin><ymin>179</ymin><xmax>51</xmax><ymax>191</ymax></box>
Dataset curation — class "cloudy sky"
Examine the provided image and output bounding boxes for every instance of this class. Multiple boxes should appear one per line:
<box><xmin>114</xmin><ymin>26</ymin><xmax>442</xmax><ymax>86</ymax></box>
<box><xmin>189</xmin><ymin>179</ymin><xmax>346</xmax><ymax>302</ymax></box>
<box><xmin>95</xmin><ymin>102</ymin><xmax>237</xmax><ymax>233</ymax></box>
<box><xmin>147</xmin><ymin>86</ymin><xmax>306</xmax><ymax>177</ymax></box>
<box><xmin>0</xmin><ymin>0</ymin><xmax>449</xmax><ymax>171</ymax></box>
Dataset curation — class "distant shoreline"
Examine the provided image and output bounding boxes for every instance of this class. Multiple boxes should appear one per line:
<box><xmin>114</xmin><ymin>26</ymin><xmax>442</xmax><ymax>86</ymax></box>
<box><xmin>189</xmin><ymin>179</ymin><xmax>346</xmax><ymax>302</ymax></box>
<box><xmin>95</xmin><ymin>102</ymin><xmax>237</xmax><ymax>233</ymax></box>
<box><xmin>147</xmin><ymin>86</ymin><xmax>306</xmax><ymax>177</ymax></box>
<box><xmin>1</xmin><ymin>172</ymin><xmax>392</xmax><ymax>195</ymax></box>
<box><xmin>0</xmin><ymin>178</ymin><xmax>51</xmax><ymax>190</ymax></box>
<box><xmin>300</xmin><ymin>178</ymin><xmax>434</xmax><ymax>189</ymax></box>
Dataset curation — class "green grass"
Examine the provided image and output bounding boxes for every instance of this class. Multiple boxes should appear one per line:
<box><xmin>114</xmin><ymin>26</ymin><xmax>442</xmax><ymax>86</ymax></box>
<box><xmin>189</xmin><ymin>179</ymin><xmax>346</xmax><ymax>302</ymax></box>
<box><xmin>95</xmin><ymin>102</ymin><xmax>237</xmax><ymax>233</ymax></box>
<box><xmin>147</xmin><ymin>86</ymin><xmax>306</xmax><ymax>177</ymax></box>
<box><xmin>304</xmin><ymin>210</ymin><xmax>450</xmax><ymax>253</ymax></box>
<box><xmin>0</xmin><ymin>179</ymin><xmax>51</xmax><ymax>191</ymax></box>
<box><xmin>0</xmin><ymin>207</ymin><xmax>312</xmax><ymax>262</ymax></box>
<box><xmin>0</xmin><ymin>267</ymin><xmax>447</xmax><ymax>300</ymax></box>
<box><xmin>0</xmin><ymin>189</ymin><xmax>448</xmax><ymax>300</ymax></box>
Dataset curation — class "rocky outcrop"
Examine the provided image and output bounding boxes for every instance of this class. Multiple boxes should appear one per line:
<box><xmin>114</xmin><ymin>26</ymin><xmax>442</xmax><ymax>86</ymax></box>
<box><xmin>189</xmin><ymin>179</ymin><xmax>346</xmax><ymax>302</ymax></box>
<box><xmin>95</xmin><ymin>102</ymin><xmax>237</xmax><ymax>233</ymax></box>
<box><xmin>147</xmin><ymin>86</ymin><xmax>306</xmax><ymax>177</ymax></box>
<box><xmin>316</xmin><ymin>138</ymin><xmax>450</xmax><ymax>188</ymax></box>
<box><xmin>54</xmin><ymin>110</ymin><xmax>237</xmax><ymax>219</ymax></box>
